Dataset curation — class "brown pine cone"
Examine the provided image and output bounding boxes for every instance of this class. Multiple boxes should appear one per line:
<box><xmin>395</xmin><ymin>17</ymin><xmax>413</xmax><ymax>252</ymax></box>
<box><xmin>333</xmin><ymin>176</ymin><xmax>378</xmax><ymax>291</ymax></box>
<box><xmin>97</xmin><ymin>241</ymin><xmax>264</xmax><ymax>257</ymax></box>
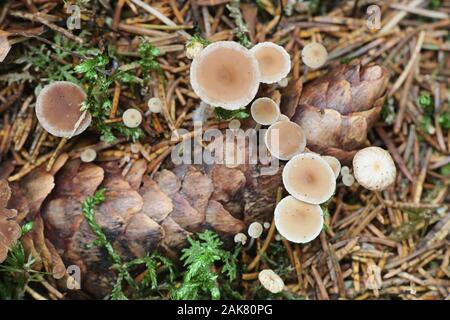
<box><xmin>290</xmin><ymin>60</ymin><xmax>389</xmax><ymax>162</ymax></box>
<box><xmin>40</xmin><ymin>154</ymin><xmax>281</xmax><ymax>297</ymax></box>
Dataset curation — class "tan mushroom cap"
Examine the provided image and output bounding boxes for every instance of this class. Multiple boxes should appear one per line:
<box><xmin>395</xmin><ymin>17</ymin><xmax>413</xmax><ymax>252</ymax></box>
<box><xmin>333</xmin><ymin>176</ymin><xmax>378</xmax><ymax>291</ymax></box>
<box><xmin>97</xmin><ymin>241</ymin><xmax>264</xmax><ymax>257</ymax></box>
<box><xmin>301</xmin><ymin>42</ymin><xmax>328</xmax><ymax>69</ymax></box>
<box><xmin>35</xmin><ymin>81</ymin><xmax>91</xmax><ymax>137</ymax></box>
<box><xmin>264</xmin><ymin>121</ymin><xmax>306</xmax><ymax>160</ymax></box>
<box><xmin>250</xmin><ymin>42</ymin><xmax>291</xmax><ymax>84</ymax></box>
<box><xmin>283</xmin><ymin>152</ymin><xmax>336</xmax><ymax>204</ymax></box>
<box><xmin>250</xmin><ymin>97</ymin><xmax>280</xmax><ymax>125</ymax></box>
<box><xmin>322</xmin><ymin>155</ymin><xmax>341</xmax><ymax>179</ymax></box>
<box><xmin>353</xmin><ymin>146</ymin><xmax>396</xmax><ymax>191</ymax></box>
<box><xmin>274</xmin><ymin>195</ymin><xmax>323</xmax><ymax>243</ymax></box>
<box><xmin>258</xmin><ymin>269</ymin><xmax>285</xmax><ymax>293</ymax></box>
<box><xmin>190</xmin><ymin>41</ymin><xmax>260</xmax><ymax>110</ymax></box>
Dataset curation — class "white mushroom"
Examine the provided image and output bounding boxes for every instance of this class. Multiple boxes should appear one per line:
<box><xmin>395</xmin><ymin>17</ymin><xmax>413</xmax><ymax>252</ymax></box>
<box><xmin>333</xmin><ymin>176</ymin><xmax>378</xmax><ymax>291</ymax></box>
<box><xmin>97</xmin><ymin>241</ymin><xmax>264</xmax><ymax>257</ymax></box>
<box><xmin>340</xmin><ymin>166</ymin><xmax>350</xmax><ymax>176</ymax></box>
<box><xmin>190</xmin><ymin>41</ymin><xmax>260</xmax><ymax>110</ymax></box>
<box><xmin>80</xmin><ymin>148</ymin><xmax>97</xmax><ymax>163</ymax></box>
<box><xmin>258</xmin><ymin>269</ymin><xmax>285</xmax><ymax>294</ymax></box>
<box><xmin>274</xmin><ymin>195</ymin><xmax>324</xmax><ymax>243</ymax></box>
<box><xmin>353</xmin><ymin>146</ymin><xmax>396</xmax><ymax>191</ymax></box>
<box><xmin>342</xmin><ymin>174</ymin><xmax>355</xmax><ymax>187</ymax></box>
<box><xmin>263</xmin><ymin>222</ymin><xmax>271</xmax><ymax>229</ymax></box>
<box><xmin>301</xmin><ymin>42</ymin><xmax>328</xmax><ymax>69</ymax></box>
<box><xmin>122</xmin><ymin>108</ymin><xmax>142</xmax><ymax>128</ymax></box>
<box><xmin>322</xmin><ymin>155</ymin><xmax>341</xmax><ymax>179</ymax></box>
<box><xmin>248</xmin><ymin>222</ymin><xmax>263</xmax><ymax>238</ymax></box>
<box><xmin>147</xmin><ymin>97</ymin><xmax>163</xmax><ymax>113</ymax></box>
<box><xmin>228</xmin><ymin>119</ymin><xmax>241</xmax><ymax>130</ymax></box>
<box><xmin>250</xmin><ymin>97</ymin><xmax>280</xmax><ymax>125</ymax></box>
<box><xmin>277</xmin><ymin>77</ymin><xmax>289</xmax><ymax>88</ymax></box>
<box><xmin>282</xmin><ymin>152</ymin><xmax>336</xmax><ymax>204</ymax></box>
<box><xmin>234</xmin><ymin>232</ymin><xmax>247</xmax><ymax>245</ymax></box>
<box><xmin>250</xmin><ymin>42</ymin><xmax>291</xmax><ymax>84</ymax></box>
<box><xmin>35</xmin><ymin>81</ymin><xmax>91</xmax><ymax>137</ymax></box>
<box><xmin>265</xmin><ymin>121</ymin><xmax>306</xmax><ymax>160</ymax></box>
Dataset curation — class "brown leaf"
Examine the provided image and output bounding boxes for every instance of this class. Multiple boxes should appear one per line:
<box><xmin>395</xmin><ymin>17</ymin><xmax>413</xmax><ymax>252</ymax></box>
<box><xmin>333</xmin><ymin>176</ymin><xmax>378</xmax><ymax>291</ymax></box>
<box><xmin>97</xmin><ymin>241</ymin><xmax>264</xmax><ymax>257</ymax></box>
<box><xmin>0</xmin><ymin>180</ymin><xmax>21</xmax><ymax>263</ymax></box>
<box><xmin>0</xmin><ymin>36</ymin><xmax>11</xmax><ymax>63</ymax></box>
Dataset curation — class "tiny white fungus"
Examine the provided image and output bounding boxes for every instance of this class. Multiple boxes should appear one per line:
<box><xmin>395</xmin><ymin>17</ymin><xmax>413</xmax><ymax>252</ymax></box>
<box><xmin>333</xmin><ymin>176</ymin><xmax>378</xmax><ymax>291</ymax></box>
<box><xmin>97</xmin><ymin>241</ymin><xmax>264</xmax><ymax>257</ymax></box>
<box><xmin>122</xmin><ymin>108</ymin><xmax>142</xmax><ymax>128</ymax></box>
<box><xmin>258</xmin><ymin>269</ymin><xmax>285</xmax><ymax>294</ymax></box>
<box><xmin>80</xmin><ymin>148</ymin><xmax>97</xmax><ymax>163</ymax></box>
<box><xmin>147</xmin><ymin>97</ymin><xmax>163</xmax><ymax>113</ymax></box>
<box><xmin>234</xmin><ymin>233</ymin><xmax>247</xmax><ymax>245</ymax></box>
<box><xmin>248</xmin><ymin>222</ymin><xmax>264</xmax><ymax>238</ymax></box>
<box><xmin>342</xmin><ymin>174</ymin><xmax>355</xmax><ymax>187</ymax></box>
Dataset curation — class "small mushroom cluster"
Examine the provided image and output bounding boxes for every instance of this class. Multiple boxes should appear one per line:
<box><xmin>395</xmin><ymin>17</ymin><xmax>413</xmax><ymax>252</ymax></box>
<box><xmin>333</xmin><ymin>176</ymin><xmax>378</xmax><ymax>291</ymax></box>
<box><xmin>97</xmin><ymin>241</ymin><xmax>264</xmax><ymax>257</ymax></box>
<box><xmin>274</xmin><ymin>147</ymin><xmax>396</xmax><ymax>244</ymax></box>
<box><xmin>190</xmin><ymin>41</ymin><xmax>291</xmax><ymax>111</ymax></box>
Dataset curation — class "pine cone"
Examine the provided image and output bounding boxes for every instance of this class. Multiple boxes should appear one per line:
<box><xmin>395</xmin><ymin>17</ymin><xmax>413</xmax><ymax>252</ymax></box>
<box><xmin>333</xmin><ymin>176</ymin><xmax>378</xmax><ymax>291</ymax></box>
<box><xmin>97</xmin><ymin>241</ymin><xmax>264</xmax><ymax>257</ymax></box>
<box><xmin>290</xmin><ymin>60</ymin><xmax>389</xmax><ymax>162</ymax></box>
<box><xmin>40</xmin><ymin>153</ymin><xmax>281</xmax><ymax>297</ymax></box>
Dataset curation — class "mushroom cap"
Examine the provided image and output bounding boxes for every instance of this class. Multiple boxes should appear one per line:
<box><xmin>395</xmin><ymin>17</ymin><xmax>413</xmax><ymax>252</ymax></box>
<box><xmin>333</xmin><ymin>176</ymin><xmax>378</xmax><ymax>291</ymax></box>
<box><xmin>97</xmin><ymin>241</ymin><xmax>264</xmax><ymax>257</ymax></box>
<box><xmin>80</xmin><ymin>148</ymin><xmax>97</xmax><ymax>163</ymax></box>
<box><xmin>341</xmin><ymin>166</ymin><xmax>350</xmax><ymax>176</ymax></box>
<box><xmin>250</xmin><ymin>97</ymin><xmax>280</xmax><ymax>125</ymax></box>
<box><xmin>122</xmin><ymin>108</ymin><xmax>142</xmax><ymax>128</ymax></box>
<box><xmin>301</xmin><ymin>42</ymin><xmax>328</xmax><ymax>69</ymax></box>
<box><xmin>264</xmin><ymin>121</ymin><xmax>306</xmax><ymax>160</ymax></box>
<box><xmin>274</xmin><ymin>195</ymin><xmax>323</xmax><ymax>243</ymax></box>
<box><xmin>258</xmin><ymin>269</ymin><xmax>285</xmax><ymax>293</ymax></box>
<box><xmin>148</xmin><ymin>97</ymin><xmax>163</xmax><ymax>113</ymax></box>
<box><xmin>35</xmin><ymin>81</ymin><xmax>91</xmax><ymax>137</ymax></box>
<box><xmin>282</xmin><ymin>152</ymin><xmax>336</xmax><ymax>204</ymax></box>
<box><xmin>278</xmin><ymin>114</ymin><xmax>290</xmax><ymax>122</ymax></box>
<box><xmin>342</xmin><ymin>173</ymin><xmax>355</xmax><ymax>187</ymax></box>
<box><xmin>234</xmin><ymin>232</ymin><xmax>247</xmax><ymax>245</ymax></box>
<box><xmin>322</xmin><ymin>155</ymin><xmax>341</xmax><ymax>179</ymax></box>
<box><xmin>250</xmin><ymin>42</ymin><xmax>291</xmax><ymax>84</ymax></box>
<box><xmin>248</xmin><ymin>222</ymin><xmax>263</xmax><ymax>238</ymax></box>
<box><xmin>190</xmin><ymin>41</ymin><xmax>260</xmax><ymax>110</ymax></box>
<box><xmin>353</xmin><ymin>146</ymin><xmax>396</xmax><ymax>191</ymax></box>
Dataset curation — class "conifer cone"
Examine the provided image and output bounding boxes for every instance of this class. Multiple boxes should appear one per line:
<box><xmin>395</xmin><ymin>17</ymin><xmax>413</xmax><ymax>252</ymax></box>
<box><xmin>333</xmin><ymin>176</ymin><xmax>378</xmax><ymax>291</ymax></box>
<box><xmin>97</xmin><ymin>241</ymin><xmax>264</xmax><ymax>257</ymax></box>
<box><xmin>39</xmin><ymin>152</ymin><xmax>281</xmax><ymax>297</ymax></box>
<box><xmin>290</xmin><ymin>60</ymin><xmax>389</xmax><ymax>163</ymax></box>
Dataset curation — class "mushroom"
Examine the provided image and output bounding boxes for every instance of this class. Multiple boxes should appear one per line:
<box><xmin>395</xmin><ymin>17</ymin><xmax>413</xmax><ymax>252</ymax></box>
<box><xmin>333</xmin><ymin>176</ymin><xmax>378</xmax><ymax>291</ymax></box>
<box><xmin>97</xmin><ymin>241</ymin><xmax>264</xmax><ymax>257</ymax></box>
<box><xmin>278</xmin><ymin>114</ymin><xmax>290</xmax><ymax>122</ymax></box>
<box><xmin>122</xmin><ymin>108</ymin><xmax>142</xmax><ymax>128</ymax></box>
<box><xmin>263</xmin><ymin>222</ymin><xmax>271</xmax><ymax>229</ymax></box>
<box><xmin>342</xmin><ymin>174</ymin><xmax>355</xmax><ymax>187</ymax></box>
<box><xmin>277</xmin><ymin>77</ymin><xmax>289</xmax><ymax>88</ymax></box>
<box><xmin>353</xmin><ymin>146</ymin><xmax>396</xmax><ymax>191</ymax></box>
<box><xmin>274</xmin><ymin>195</ymin><xmax>324</xmax><ymax>243</ymax></box>
<box><xmin>148</xmin><ymin>97</ymin><xmax>163</xmax><ymax>113</ymax></box>
<box><xmin>250</xmin><ymin>97</ymin><xmax>280</xmax><ymax>125</ymax></box>
<box><xmin>341</xmin><ymin>166</ymin><xmax>350</xmax><ymax>176</ymax></box>
<box><xmin>322</xmin><ymin>155</ymin><xmax>341</xmax><ymax>179</ymax></box>
<box><xmin>248</xmin><ymin>222</ymin><xmax>263</xmax><ymax>238</ymax></box>
<box><xmin>301</xmin><ymin>42</ymin><xmax>328</xmax><ymax>69</ymax></box>
<box><xmin>265</xmin><ymin>121</ymin><xmax>306</xmax><ymax>160</ymax></box>
<box><xmin>250</xmin><ymin>42</ymin><xmax>291</xmax><ymax>84</ymax></box>
<box><xmin>80</xmin><ymin>148</ymin><xmax>97</xmax><ymax>163</ymax></box>
<box><xmin>282</xmin><ymin>152</ymin><xmax>336</xmax><ymax>204</ymax></box>
<box><xmin>258</xmin><ymin>269</ymin><xmax>285</xmax><ymax>294</ymax></box>
<box><xmin>234</xmin><ymin>232</ymin><xmax>247</xmax><ymax>245</ymax></box>
<box><xmin>228</xmin><ymin>119</ymin><xmax>241</xmax><ymax>130</ymax></box>
<box><xmin>190</xmin><ymin>41</ymin><xmax>260</xmax><ymax>110</ymax></box>
<box><xmin>35</xmin><ymin>81</ymin><xmax>91</xmax><ymax>137</ymax></box>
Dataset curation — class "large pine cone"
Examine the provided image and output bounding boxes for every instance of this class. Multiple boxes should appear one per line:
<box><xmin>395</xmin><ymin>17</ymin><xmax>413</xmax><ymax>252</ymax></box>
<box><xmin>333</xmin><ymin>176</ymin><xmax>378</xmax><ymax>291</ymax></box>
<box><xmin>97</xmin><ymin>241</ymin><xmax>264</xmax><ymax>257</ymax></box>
<box><xmin>40</xmin><ymin>154</ymin><xmax>280</xmax><ymax>297</ymax></box>
<box><xmin>290</xmin><ymin>60</ymin><xmax>389</xmax><ymax>162</ymax></box>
